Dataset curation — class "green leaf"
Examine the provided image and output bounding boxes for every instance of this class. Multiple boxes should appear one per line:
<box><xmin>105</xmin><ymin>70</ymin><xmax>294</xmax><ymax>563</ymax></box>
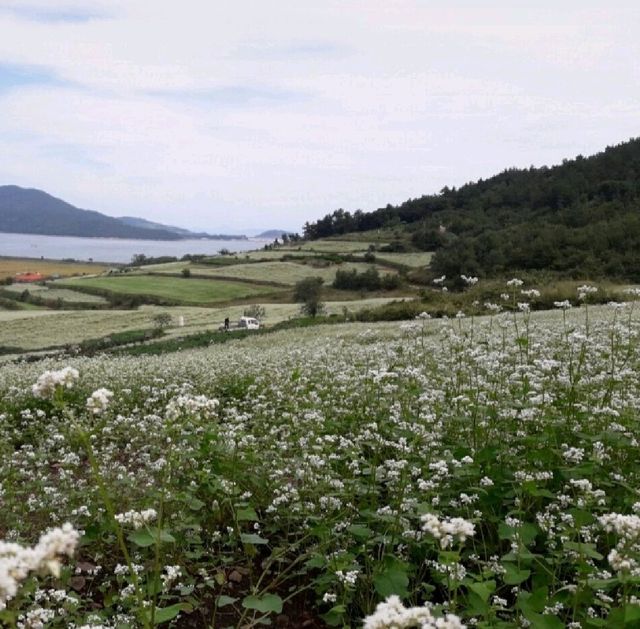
<box><xmin>188</xmin><ymin>497</ymin><xmax>205</xmax><ymax>511</ymax></box>
<box><xmin>128</xmin><ymin>528</ymin><xmax>175</xmax><ymax>547</ymax></box>
<box><xmin>517</xmin><ymin>587</ymin><xmax>548</xmax><ymax>614</ymax></box>
<box><xmin>503</xmin><ymin>563</ymin><xmax>531</xmax><ymax>585</ymax></box>
<box><xmin>525</xmin><ymin>487</ymin><xmax>556</xmax><ymax>499</ymax></box>
<box><xmin>564</xmin><ymin>541</ymin><xmax>603</xmax><ymax>560</ymax></box>
<box><xmin>373</xmin><ymin>565</ymin><xmax>409</xmax><ymax>598</ymax></box>
<box><xmin>305</xmin><ymin>555</ymin><xmax>326</xmax><ymax>569</ymax></box>
<box><xmin>152</xmin><ymin>603</ymin><xmax>191</xmax><ymax>624</ymax></box>
<box><xmin>242</xmin><ymin>594</ymin><xmax>283</xmax><ymax>614</ymax></box>
<box><xmin>159</xmin><ymin>529</ymin><xmax>176</xmax><ymax>543</ymax></box>
<box><xmin>321</xmin><ymin>609</ymin><xmax>344</xmax><ymax>626</ymax></box>
<box><xmin>520</xmin><ymin>612</ymin><xmax>564</xmax><ymax>629</ymax></box>
<box><xmin>348</xmin><ymin>524</ymin><xmax>373</xmax><ymax>539</ymax></box>
<box><xmin>569</xmin><ymin>508</ymin><xmax>595</xmax><ymax>527</ymax></box>
<box><xmin>237</xmin><ymin>507</ymin><xmax>258</xmax><ymax>521</ymax></box>
<box><xmin>626</xmin><ymin>605</ymin><xmax>640</xmax><ymax>623</ymax></box>
<box><xmin>466</xmin><ymin>591</ymin><xmax>490</xmax><ymax>616</ymax></box>
<box><xmin>587</xmin><ymin>577</ymin><xmax>618</xmax><ymax>591</ymax></box>
<box><xmin>498</xmin><ymin>522</ymin><xmax>516</xmax><ymax>540</ymax></box>
<box><xmin>128</xmin><ymin>530</ymin><xmax>154</xmax><ymax>547</ymax></box>
<box><xmin>468</xmin><ymin>580</ymin><xmax>496</xmax><ymax>602</ymax></box>
<box><xmin>216</xmin><ymin>595</ymin><xmax>238</xmax><ymax>608</ymax></box>
<box><xmin>240</xmin><ymin>533</ymin><xmax>269</xmax><ymax>545</ymax></box>
<box><xmin>520</xmin><ymin>522</ymin><xmax>539</xmax><ymax>545</ymax></box>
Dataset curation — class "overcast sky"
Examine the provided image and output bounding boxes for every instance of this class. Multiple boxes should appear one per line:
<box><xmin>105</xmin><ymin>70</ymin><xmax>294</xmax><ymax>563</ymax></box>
<box><xmin>0</xmin><ymin>1</ymin><xmax>638</xmax><ymax>232</ymax></box>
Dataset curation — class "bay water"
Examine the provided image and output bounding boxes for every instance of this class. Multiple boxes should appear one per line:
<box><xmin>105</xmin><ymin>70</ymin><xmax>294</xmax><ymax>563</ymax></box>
<box><xmin>0</xmin><ymin>232</ymin><xmax>264</xmax><ymax>264</ymax></box>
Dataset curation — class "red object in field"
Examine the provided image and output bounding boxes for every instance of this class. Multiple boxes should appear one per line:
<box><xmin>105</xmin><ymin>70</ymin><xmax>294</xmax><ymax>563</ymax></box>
<box><xmin>14</xmin><ymin>272</ymin><xmax>45</xmax><ymax>283</ymax></box>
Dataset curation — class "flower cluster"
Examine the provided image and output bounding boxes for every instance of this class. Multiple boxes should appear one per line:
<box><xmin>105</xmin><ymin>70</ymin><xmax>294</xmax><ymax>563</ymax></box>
<box><xmin>32</xmin><ymin>367</ymin><xmax>79</xmax><ymax>399</ymax></box>
<box><xmin>599</xmin><ymin>513</ymin><xmax>640</xmax><ymax>574</ymax></box>
<box><xmin>114</xmin><ymin>509</ymin><xmax>157</xmax><ymax>529</ymax></box>
<box><xmin>363</xmin><ymin>595</ymin><xmax>465</xmax><ymax>629</ymax></box>
<box><xmin>577</xmin><ymin>284</ymin><xmax>598</xmax><ymax>300</ymax></box>
<box><xmin>165</xmin><ymin>394</ymin><xmax>219</xmax><ymax>421</ymax></box>
<box><xmin>421</xmin><ymin>514</ymin><xmax>475</xmax><ymax>548</ymax></box>
<box><xmin>86</xmin><ymin>388</ymin><xmax>114</xmax><ymax>415</ymax></box>
<box><xmin>0</xmin><ymin>523</ymin><xmax>79</xmax><ymax>610</ymax></box>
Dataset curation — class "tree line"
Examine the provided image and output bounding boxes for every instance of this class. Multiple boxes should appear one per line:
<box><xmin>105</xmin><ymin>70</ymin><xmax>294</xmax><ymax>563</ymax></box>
<box><xmin>303</xmin><ymin>138</ymin><xmax>640</xmax><ymax>280</ymax></box>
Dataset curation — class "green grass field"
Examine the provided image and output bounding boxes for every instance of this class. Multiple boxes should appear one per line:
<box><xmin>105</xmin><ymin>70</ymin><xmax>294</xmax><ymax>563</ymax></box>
<box><xmin>57</xmin><ymin>275</ymin><xmax>279</xmax><ymax>304</ymax></box>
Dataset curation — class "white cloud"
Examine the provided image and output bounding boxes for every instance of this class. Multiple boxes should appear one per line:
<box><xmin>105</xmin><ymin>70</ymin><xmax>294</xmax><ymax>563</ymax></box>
<box><xmin>0</xmin><ymin>0</ymin><xmax>638</xmax><ymax>230</ymax></box>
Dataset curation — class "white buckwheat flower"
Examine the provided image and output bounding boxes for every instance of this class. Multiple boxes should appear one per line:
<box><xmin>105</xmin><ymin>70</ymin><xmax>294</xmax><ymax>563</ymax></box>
<box><xmin>0</xmin><ymin>523</ymin><xmax>79</xmax><ymax>610</ymax></box>
<box><xmin>421</xmin><ymin>513</ymin><xmax>475</xmax><ymax>548</ymax></box>
<box><xmin>86</xmin><ymin>388</ymin><xmax>114</xmax><ymax>415</ymax></box>
<box><xmin>32</xmin><ymin>367</ymin><xmax>79</xmax><ymax>399</ymax></box>
<box><xmin>363</xmin><ymin>595</ymin><xmax>466</xmax><ymax>628</ymax></box>
<box><xmin>114</xmin><ymin>509</ymin><xmax>157</xmax><ymax>529</ymax></box>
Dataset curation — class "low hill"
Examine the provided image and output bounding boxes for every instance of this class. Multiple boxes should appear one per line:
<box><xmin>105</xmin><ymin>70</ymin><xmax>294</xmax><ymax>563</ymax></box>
<box><xmin>118</xmin><ymin>216</ymin><xmax>246</xmax><ymax>240</ymax></box>
<box><xmin>303</xmin><ymin>138</ymin><xmax>640</xmax><ymax>280</ymax></box>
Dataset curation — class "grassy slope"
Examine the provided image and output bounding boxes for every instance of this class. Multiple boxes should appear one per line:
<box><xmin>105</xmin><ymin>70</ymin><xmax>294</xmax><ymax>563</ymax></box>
<box><xmin>58</xmin><ymin>275</ymin><xmax>278</xmax><ymax>304</ymax></box>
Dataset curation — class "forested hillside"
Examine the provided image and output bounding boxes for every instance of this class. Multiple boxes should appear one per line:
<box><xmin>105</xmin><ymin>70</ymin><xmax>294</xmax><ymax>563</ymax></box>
<box><xmin>304</xmin><ymin>138</ymin><xmax>640</xmax><ymax>280</ymax></box>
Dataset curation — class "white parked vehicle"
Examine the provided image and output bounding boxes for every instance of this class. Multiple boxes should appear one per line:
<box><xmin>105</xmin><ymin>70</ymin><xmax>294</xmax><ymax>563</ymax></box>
<box><xmin>219</xmin><ymin>316</ymin><xmax>261</xmax><ymax>331</ymax></box>
<box><xmin>238</xmin><ymin>316</ymin><xmax>260</xmax><ymax>329</ymax></box>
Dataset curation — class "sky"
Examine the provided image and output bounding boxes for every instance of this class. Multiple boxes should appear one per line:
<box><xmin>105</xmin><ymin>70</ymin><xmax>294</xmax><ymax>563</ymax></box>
<box><xmin>0</xmin><ymin>1</ymin><xmax>638</xmax><ymax>233</ymax></box>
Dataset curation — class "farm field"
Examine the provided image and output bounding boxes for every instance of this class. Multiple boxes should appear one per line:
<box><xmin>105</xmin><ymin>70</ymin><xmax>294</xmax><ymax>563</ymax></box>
<box><xmin>374</xmin><ymin>251</ymin><xmax>433</xmax><ymax>267</ymax></box>
<box><xmin>2</xmin><ymin>283</ymin><xmax>108</xmax><ymax>303</ymax></box>
<box><xmin>2</xmin><ymin>302</ymin><xmax>640</xmax><ymax>626</ymax></box>
<box><xmin>56</xmin><ymin>274</ymin><xmax>279</xmax><ymax>304</ymax></box>
<box><xmin>236</xmin><ymin>239</ymin><xmax>378</xmax><ymax>260</ymax></box>
<box><xmin>0</xmin><ymin>308</ymin><xmax>162</xmax><ymax>351</ymax></box>
<box><xmin>0</xmin><ymin>297</ymin><xmax>406</xmax><ymax>353</ymax></box>
<box><xmin>237</xmin><ymin>249</ymin><xmax>314</xmax><ymax>260</ymax></box>
<box><xmin>0</xmin><ymin>257</ymin><xmax>109</xmax><ymax>280</ymax></box>
<box><xmin>290</xmin><ymin>239</ymin><xmax>377</xmax><ymax>252</ymax></box>
<box><xmin>158</xmin><ymin>261</ymin><xmax>394</xmax><ymax>285</ymax></box>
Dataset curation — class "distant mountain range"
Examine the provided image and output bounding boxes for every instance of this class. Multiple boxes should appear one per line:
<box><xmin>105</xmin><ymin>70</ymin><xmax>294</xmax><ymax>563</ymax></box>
<box><xmin>0</xmin><ymin>185</ymin><xmax>247</xmax><ymax>240</ymax></box>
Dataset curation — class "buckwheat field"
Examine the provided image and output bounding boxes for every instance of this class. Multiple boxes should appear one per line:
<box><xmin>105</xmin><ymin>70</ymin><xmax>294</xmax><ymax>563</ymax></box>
<box><xmin>3</xmin><ymin>290</ymin><xmax>640</xmax><ymax>628</ymax></box>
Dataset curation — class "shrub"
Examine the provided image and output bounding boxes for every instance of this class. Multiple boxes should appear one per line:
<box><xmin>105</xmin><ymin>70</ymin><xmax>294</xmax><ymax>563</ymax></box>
<box><xmin>293</xmin><ymin>277</ymin><xmax>324</xmax><ymax>317</ymax></box>
<box><xmin>243</xmin><ymin>304</ymin><xmax>266</xmax><ymax>320</ymax></box>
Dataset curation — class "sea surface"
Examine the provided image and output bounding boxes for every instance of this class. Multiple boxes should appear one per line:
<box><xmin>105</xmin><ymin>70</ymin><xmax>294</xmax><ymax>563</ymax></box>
<box><xmin>0</xmin><ymin>232</ymin><xmax>263</xmax><ymax>264</ymax></box>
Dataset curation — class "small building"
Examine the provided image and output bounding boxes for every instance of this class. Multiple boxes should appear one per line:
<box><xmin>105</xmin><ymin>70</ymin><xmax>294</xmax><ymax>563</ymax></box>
<box><xmin>14</xmin><ymin>272</ymin><xmax>45</xmax><ymax>283</ymax></box>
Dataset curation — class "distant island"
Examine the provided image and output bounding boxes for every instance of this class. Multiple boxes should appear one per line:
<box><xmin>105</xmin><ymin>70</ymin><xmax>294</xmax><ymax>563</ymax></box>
<box><xmin>254</xmin><ymin>229</ymin><xmax>291</xmax><ymax>239</ymax></box>
<box><xmin>0</xmin><ymin>185</ymin><xmax>247</xmax><ymax>241</ymax></box>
